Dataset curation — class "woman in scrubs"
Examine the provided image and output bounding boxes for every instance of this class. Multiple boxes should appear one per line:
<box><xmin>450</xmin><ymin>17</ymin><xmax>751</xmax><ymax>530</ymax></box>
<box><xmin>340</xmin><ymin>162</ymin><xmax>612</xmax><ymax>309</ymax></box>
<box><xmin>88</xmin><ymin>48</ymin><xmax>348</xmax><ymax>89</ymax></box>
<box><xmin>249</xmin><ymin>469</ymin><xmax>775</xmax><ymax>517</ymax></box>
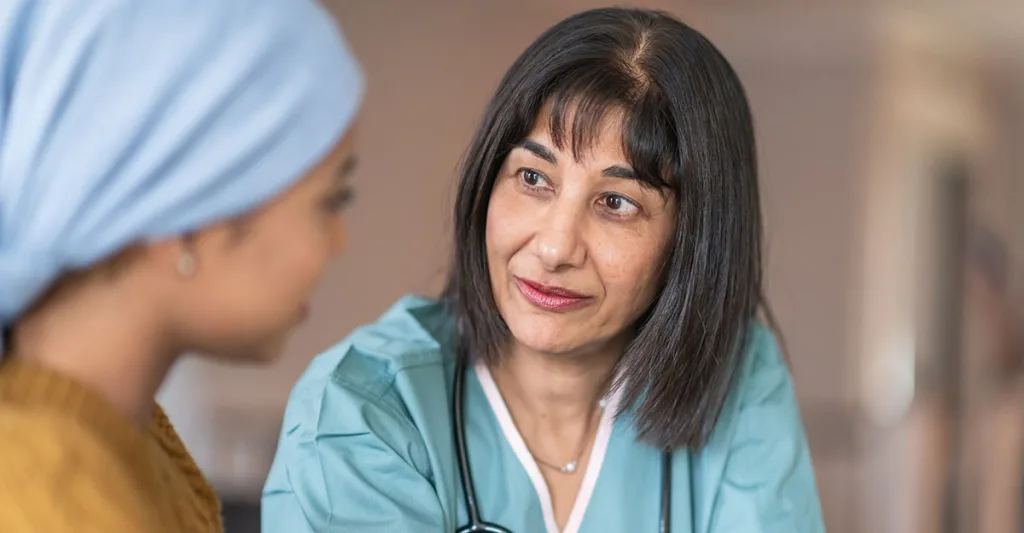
<box><xmin>0</xmin><ymin>0</ymin><xmax>363</xmax><ymax>531</ymax></box>
<box><xmin>263</xmin><ymin>7</ymin><xmax>825</xmax><ymax>533</ymax></box>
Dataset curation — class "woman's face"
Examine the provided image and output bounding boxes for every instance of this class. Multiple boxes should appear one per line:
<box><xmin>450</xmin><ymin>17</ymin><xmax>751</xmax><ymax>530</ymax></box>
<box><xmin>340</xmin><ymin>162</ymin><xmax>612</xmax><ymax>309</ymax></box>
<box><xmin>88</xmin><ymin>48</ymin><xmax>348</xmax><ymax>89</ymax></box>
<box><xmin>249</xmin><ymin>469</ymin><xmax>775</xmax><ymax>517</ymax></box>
<box><xmin>175</xmin><ymin>129</ymin><xmax>358</xmax><ymax>362</ymax></box>
<box><xmin>486</xmin><ymin>109</ymin><xmax>676</xmax><ymax>357</ymax></box>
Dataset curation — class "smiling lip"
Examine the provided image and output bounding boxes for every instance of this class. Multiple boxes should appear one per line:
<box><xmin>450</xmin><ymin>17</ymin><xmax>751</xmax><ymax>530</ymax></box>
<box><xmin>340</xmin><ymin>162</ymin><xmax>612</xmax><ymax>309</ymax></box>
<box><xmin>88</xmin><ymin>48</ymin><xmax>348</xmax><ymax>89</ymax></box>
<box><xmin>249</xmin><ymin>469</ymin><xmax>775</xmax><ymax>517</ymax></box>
<box><xmin>514</xmin><ymin>277</ymin><xmax>592</xmax><ymax>312</ymax></box>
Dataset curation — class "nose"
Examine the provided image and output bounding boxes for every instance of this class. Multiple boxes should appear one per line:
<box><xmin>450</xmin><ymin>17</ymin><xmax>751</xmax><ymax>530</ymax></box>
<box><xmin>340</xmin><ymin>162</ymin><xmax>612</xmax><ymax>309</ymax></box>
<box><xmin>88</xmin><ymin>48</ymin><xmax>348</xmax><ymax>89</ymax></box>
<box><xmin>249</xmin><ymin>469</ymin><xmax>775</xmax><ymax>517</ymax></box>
<box><xmin>532</xmin><ymin>201</ymin><xmax>586</xmax><ymax>271</ymax></box>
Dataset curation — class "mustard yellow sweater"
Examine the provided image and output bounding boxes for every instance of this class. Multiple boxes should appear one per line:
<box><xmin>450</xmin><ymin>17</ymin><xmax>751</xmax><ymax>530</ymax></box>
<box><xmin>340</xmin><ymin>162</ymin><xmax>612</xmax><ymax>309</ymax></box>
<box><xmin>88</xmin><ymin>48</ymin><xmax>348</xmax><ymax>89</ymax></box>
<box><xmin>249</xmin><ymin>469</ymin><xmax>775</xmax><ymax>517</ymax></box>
<box><xmin>0</xmin><ymin>359</ymin><xmax>223</xmax><ymax>533</ymax></box>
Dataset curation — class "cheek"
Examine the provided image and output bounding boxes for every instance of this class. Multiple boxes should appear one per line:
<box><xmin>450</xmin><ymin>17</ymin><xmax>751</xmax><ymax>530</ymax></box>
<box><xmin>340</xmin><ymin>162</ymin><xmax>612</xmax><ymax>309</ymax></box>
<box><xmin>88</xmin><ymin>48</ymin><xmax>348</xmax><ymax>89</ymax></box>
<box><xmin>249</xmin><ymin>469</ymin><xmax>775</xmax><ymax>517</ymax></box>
<box><xmin>230</xmin><ymin>218</ymin><xmax>333</xmax><ymax>312</ymax></box>
<box><xmin>593</xmin><ymin>234</ymin><xmax>668</xmax><ymax>311</ymax></box>
<box><xmin>485</xmin><ymin>183</ymin><xmax>531</xmax><ymax>268</ymax></box>
<box><xmin>262</xmin><ymin>223</ymin><xmax>332</xmax><ymax>291</ymax></box>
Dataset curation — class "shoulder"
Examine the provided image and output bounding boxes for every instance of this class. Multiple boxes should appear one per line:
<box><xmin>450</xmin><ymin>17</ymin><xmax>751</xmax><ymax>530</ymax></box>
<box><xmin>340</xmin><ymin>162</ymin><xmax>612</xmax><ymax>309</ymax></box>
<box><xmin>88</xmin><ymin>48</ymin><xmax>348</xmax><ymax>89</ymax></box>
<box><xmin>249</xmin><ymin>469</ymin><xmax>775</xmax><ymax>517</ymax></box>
<box><xmin>293</xmin><ymin>294</ymin><xmax>452</xmax><ymax>397</ymax></box>
<box><xmin>695</xmin><ymin>322</ymin><xmax>825</xmax><ymax>531</ymax></box>
<box><xmin>0</xmin><ymin>409</ymin><xmax>158</xmax><ymax>532</ymax></box>
<box><xmin>734</xmin><ymin>322</ymin><xmax>790</xmax><ymax>401</ymax></box>
<box><xmin>712</xmin><ymin>321</ymin><xmax>797</xmax><ymax>437</ymax></box>
<box><xmin>278</xmin><ymin>294</ymin><xmax>453</xmax><ymax>463</ymax></box>
<box><xmin>0</xmin><ymin>408</ymin><xmax>143</xmax><ymax>485</ymax></box>
<box><xmin>265</xmin><ymin>296</ymin><xmax>455</xmax><ymax>528</ymax></box>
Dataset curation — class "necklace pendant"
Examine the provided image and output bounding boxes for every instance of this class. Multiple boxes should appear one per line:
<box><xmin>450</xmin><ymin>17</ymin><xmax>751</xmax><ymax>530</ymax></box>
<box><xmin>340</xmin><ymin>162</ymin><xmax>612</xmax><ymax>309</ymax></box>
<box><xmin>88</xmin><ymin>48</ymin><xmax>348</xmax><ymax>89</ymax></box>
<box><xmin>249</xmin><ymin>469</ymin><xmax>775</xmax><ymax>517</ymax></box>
<box><xmin>560</xmin><ymin>460</ymin><xmax>577</xmax><ymax>474</ymax></box>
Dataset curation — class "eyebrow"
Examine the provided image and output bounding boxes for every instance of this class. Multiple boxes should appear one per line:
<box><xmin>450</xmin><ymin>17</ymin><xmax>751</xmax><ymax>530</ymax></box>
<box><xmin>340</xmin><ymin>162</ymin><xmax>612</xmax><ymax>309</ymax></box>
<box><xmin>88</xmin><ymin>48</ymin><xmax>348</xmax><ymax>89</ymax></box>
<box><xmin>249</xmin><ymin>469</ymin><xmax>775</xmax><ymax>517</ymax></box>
<box><xmin>516</xmin><ymin>139</ymin><xmax>557</xmax><ymax>164</ymax></box>
<box><xmin>602</xmin><ymin>165</ymin><xmax>635</xmax><ymax>180</ymax></box>
<box><xmin>515</xmin><ymin>139</ymin><xmax>635</xmax><ymax>180</ymax></box>
<box><xmin>336</xmin><ymin>156</ymin><xmax>359</xmax><ymax>181</ymax></box>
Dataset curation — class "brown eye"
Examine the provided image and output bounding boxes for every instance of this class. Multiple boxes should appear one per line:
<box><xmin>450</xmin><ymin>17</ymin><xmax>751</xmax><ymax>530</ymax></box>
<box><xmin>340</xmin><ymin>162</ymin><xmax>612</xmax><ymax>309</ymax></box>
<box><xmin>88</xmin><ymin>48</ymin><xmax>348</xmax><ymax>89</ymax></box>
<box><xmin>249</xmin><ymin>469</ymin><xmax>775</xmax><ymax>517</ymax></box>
<box><xmin>324</xmin><ymin>188</ymin><xmax>354</xmax><ymax>212</ymax></box>
<box><xmin>599</xmin><ymin>194</ymin><xmax>639</xmax><ymax>217</ymax></box>
<box><xmin>519</xmin><ymin>168</ymin><xmax>548</xmax><ymax>188</ymax></box>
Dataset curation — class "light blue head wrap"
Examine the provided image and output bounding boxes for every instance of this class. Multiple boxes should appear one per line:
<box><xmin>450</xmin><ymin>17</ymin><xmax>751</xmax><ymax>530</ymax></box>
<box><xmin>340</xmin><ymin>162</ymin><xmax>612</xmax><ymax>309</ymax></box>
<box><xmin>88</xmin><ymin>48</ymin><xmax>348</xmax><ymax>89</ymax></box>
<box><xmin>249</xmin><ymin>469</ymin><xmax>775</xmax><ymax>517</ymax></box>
<box><xmin>0</xmin><ymin>0</ymin><xmax>364</xmax><ymax>328</ymax></box>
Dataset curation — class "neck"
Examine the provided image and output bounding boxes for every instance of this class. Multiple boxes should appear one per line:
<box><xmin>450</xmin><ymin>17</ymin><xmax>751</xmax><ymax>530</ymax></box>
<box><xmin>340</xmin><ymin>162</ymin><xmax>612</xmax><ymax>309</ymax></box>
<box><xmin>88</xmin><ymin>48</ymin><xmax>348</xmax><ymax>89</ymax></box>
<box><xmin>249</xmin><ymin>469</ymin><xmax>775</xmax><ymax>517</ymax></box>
<box><xmin>490</xmin><ymin>339</ymin><xmax>622</xmax><ymax>428</ymax></box>
<box><xmin>8</xmin><ymin>290</ymin><xmax>177</xmax><ymax>428</ymax></box>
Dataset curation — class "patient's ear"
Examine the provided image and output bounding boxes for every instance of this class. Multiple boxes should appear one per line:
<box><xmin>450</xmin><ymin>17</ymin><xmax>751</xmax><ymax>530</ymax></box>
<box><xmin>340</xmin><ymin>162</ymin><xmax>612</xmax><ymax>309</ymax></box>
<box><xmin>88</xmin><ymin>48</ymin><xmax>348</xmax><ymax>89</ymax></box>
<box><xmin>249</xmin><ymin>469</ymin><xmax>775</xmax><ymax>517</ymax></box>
<box><xmin>141</xmin><ymin>236</ymin><xmax>186</xmax><ymax>276</ymax></box>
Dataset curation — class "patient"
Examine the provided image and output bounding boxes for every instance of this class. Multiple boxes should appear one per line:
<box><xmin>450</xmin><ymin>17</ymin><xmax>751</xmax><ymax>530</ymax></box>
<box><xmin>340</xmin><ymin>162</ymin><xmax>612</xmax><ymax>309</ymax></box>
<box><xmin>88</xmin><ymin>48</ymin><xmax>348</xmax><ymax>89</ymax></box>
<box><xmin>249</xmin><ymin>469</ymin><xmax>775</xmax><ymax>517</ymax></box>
<box><xmin>0</xmin><ymin>1</ymin><xmax>363</xmax><ymax>531</ymax></box>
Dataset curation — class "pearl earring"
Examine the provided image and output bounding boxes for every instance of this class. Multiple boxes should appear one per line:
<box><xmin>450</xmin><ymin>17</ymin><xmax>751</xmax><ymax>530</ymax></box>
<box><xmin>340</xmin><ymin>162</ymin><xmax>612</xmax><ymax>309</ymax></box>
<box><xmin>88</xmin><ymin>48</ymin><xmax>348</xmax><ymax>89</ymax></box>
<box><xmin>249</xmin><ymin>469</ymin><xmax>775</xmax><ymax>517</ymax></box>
<box><xmin>176</xmin><ymin>251</ymin><xmax>197</xmax><ymax>278</ymax></box>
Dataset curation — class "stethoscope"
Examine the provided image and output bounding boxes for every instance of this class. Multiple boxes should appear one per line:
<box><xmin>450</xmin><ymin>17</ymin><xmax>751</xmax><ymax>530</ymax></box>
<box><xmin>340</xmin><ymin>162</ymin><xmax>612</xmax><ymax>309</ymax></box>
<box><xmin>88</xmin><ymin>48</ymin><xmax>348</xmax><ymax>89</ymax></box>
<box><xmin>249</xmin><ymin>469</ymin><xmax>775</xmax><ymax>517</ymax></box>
<box><xmin>453</xmin><ymin>356</ymin><xmax>693</xmax><ymax>533</ymax></box>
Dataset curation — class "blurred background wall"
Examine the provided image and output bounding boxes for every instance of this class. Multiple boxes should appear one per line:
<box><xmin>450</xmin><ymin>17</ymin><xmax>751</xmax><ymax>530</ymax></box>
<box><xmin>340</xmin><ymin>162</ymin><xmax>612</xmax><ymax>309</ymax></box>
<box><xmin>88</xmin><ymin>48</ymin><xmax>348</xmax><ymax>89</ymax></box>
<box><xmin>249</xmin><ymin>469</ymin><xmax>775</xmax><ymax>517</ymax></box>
<box><xmin>156</xmin><ymin>1</ymin><xmax>1024</xmax><ymax>532</ymax></box>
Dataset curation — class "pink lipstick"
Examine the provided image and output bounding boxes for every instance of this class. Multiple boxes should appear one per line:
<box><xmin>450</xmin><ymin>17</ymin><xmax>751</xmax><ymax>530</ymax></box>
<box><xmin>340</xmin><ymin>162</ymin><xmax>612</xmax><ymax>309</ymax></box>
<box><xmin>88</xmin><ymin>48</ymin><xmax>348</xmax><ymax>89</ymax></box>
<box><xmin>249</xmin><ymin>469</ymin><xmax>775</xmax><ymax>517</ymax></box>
<box><xmin>514</xmin><ymin>277</ymin><xmax>592</xmax><ymax>312</ymax></box>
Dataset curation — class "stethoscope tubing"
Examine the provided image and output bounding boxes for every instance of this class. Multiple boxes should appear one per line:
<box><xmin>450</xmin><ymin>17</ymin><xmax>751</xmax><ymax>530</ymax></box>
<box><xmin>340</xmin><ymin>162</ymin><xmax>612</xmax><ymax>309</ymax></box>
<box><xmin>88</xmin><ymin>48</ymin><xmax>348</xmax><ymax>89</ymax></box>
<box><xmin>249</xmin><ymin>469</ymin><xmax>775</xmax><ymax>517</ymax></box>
<box><xmin>452</xmin><ymin>356</ymin><xmax>681</xmax><ymax>533</ymax></box>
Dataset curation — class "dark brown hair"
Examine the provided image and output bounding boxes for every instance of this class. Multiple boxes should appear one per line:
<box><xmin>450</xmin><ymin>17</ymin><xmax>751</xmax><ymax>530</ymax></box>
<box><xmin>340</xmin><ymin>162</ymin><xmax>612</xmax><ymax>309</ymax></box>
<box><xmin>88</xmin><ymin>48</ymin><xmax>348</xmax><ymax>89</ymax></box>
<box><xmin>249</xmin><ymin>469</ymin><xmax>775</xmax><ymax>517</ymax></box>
<box><xmin>444</xmin><ymin>7</ymin><xmax>766</xmax><ymax>450</ymax></box>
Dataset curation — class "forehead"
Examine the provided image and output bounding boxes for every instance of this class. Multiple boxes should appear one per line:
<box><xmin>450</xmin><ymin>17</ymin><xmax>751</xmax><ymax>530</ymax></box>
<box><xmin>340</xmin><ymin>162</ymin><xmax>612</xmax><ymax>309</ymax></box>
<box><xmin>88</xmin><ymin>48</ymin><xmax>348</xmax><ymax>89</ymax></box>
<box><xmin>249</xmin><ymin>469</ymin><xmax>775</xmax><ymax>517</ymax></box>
<box><xmin>524</xmin><ymin>102</ymin><xmax>629</xmax><ymax>166</ymax></box>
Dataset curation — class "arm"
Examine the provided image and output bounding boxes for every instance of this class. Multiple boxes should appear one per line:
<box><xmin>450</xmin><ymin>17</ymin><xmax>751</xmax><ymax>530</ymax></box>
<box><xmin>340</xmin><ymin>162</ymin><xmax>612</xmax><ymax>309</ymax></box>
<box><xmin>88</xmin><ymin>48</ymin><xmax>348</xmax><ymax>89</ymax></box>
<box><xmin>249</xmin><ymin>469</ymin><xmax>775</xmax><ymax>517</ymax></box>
<box><xmin>262</xmin><ymin>372</ymin><xmax>446</xmax><ymax>532</ymax></box>
<box><xmin>707</xmin><ymin>328</ymin><xmax>827</xmax><ymax>533</ymax></box>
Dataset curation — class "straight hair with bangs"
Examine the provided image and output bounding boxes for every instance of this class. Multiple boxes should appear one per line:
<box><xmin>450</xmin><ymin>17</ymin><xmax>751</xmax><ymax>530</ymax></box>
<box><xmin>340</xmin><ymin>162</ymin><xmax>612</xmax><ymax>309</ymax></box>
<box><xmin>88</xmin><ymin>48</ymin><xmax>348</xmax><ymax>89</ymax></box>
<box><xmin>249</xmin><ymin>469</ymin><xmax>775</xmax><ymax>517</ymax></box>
<box><xmin>444</xmin><ymin>7</ymin><xmax>768</xmax><ymax>451</ymax></box>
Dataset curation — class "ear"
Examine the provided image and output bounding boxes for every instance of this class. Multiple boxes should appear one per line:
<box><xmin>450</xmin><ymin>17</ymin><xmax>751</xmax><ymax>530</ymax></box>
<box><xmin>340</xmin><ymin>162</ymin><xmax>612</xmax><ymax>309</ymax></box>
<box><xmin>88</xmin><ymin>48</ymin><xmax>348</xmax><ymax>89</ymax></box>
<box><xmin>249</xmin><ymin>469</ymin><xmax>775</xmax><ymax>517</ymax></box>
<box><xmin>141</xmin><ymin>233</ymin><xmax>196</xmax><ymax>278</ymax></box>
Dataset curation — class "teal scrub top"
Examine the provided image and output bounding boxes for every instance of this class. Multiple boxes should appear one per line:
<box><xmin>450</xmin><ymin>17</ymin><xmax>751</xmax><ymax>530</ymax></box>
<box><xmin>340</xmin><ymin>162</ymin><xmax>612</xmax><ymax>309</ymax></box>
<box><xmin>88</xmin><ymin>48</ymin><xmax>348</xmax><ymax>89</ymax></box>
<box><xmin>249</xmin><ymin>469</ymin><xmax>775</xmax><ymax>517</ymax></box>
<box><xmin>262</xmin><ymin>295</ymin><xmax>826</xmax><ymax>533</ymax></box>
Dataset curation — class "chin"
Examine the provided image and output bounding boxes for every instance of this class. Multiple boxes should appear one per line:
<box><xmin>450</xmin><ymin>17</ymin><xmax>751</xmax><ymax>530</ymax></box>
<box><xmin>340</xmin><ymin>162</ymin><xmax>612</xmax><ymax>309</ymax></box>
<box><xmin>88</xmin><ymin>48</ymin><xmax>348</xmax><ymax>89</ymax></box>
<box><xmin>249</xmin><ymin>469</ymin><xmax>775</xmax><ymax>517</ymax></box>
<box><xmin>251</xmin><ymin>335</ymin><xmax>291</xmax><ymax>362</ymax></box>
<box><xmin>506</xmin><ymin>315</ymin><xmax>582</xmax><ymax>356</ymax></box>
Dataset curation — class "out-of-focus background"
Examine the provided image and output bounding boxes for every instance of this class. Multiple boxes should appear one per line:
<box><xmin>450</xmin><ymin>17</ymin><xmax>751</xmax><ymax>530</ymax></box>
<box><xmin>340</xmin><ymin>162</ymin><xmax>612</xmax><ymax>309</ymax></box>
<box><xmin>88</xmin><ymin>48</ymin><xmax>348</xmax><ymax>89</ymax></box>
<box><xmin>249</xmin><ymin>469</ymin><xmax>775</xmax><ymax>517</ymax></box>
<box><xmin>157</xmin><ymin>1</ymin><xmax>1024</xmax><ymax>532</ymax></box>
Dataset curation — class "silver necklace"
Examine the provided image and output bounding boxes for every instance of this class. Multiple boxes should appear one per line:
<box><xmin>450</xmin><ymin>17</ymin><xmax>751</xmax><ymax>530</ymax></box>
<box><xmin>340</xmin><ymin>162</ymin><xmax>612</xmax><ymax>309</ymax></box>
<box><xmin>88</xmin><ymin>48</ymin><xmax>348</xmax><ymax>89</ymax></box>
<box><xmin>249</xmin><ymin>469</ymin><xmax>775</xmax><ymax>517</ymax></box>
<box><xmin>530</xmin><ymin>398</ymin><xmax>607</xmax><ymax>474</ymax></box>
